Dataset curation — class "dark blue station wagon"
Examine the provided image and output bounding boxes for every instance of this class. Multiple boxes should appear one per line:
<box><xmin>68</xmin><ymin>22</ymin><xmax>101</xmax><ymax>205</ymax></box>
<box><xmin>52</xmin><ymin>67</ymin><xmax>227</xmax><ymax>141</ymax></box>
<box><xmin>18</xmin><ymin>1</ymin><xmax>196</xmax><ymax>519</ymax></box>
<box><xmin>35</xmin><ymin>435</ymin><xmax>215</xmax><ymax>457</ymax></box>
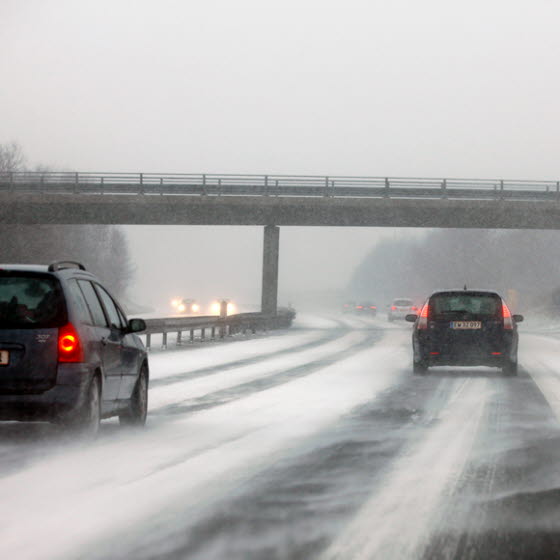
<box><xmin>0</xmin><ymin>261</ymin><xmax>148</xmax><ymax>435</ymax></box>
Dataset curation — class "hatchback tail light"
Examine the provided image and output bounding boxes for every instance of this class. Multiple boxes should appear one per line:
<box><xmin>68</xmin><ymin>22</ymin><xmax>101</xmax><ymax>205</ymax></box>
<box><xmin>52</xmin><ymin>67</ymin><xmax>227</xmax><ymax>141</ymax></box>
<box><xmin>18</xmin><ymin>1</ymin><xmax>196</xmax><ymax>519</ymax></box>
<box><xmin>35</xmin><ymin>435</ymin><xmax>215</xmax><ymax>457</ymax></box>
<box><xmin>418</xmin><ymin>302</ymin><xmax>430</xmax><ymax>330</ymax></box>
<box><xmin>391</xmin><ymin>306</ymin><xmax>397</xmax><ymax>311</ymax></box>
<box><xmin>58</xmin><ymin>323</ymin><xmax>84</xmax><ymax>363</ymax></box>
<box><xmin>502</xmin><ymin>302</ymin><xmax>513</xmax><ymax>330</ymax></box>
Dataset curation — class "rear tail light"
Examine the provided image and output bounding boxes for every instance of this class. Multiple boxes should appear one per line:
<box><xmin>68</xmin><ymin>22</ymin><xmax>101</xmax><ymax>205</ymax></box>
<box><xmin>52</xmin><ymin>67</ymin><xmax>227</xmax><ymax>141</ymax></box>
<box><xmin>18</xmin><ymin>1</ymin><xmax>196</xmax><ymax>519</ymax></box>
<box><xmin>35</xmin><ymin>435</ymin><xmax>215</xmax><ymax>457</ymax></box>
<box><xmin>356</xmin><ymin>306</ymin><xmax>363</xmax><ymax>309</ymax></box>
<box><xmin>391</xmin><ymin>306</ymin><xmax>397</xmax><ymax>311</ymax></box>
<box><xmin>502</xmin><ymin>301</ymin><xmax>513</xmax><ymax>330</ymax></box>
<box><xmin>370</xmin><ymin>306</ymin><xmax>376</xmax><ymax>309</ymax></box>
<box><xmin>418</xmin><ymin>302</ymin><xmax>430</xmax><ymax>330</ymax></box>
<box><xmin>58</xmin><ymin>323</ymin><xmax>84</xmax><ymax>363</ymax></box>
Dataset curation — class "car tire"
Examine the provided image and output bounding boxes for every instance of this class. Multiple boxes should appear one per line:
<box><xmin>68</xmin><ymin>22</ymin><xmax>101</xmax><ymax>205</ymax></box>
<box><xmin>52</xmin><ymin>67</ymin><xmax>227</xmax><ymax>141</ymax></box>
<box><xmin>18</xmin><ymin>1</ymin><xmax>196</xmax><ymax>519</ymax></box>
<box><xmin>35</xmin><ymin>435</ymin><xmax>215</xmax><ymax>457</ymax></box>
<box><xmin>413</xmin><ymin>359</ymin><xmax>428</xmax><ymax>375</ymax></box>
<box><xmin>66</xmin><ymin>375</ymin><xmax>101</xmax><ymax>438</ymax></box>
<box><xmin>119</xmin><ymin>365</ymin><xmax>148</xmax><ymax>427</ymax></box>
<box><xmin>502</xmin><ymin>359</ymin><xmax>518</xmax><ymax>377</ymax></box>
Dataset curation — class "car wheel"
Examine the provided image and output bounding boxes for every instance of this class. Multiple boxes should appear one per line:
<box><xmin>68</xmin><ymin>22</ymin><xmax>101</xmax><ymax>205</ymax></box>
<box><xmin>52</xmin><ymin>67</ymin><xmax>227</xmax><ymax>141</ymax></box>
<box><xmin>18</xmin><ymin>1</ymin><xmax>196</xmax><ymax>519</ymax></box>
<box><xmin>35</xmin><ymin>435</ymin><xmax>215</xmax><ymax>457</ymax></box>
<box><xmin>67</xmin><ymin>375</ymin><xmax>101</xmax><ymax>438</ymax></box>
<box><xmin>119</xmin><ymin>365</ymin><xmax>148</xmax><ymax>427</ymax></box>
<box><xmin>413</xmin><ymin>358</ymin><xmax>428</xmax><ymax>375</ymax></box>
<box><xmin>502</xmin><ymin>359</ymin><xmax>518</xmax><ymax>377</ymax></box>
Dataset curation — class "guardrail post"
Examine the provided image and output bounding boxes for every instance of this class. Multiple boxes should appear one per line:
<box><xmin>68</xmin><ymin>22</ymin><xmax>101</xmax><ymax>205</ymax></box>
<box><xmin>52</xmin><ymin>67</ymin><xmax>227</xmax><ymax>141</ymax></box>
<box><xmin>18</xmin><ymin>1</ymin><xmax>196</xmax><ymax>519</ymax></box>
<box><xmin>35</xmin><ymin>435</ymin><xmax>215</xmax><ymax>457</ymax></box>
<box><xmin>441</xmin><ymin>179</ymin><xmax>447</xmax><ymax>199</ymax></box>
<box><xmin>100</xmin><ymin>176</ymin><xmax>104</xmax><ymax>195</ymax></box>
<box><xmin>160</xmin><ymin>177</ymin><xmax>164</xmax><ymax>196</ymax></box>
<box><xmin>324</xmin><ymin>176</ymin><xmax>330</xmax><ymax>197</ymax></box>
<box><xmin>162</xmin><ymin>331</ymin><xmax>167</xmax><ymax>349</ymax></box>
<box><xmin>211</xmin><ymin>326</ymin><xmax>216</xmax><ymax>338</ymax></box>
<box><xmin>139</xmin><ymin>173</ymin><xmax>144</xmax><ymax>195</ymax></box>
<box><xmin>190</xmin><ymin>329</ymin><xmax>194</xmax><ymax>342</ymax></box>
<box><xmin>201</xmin><ymin>328</ymin><xmax>205</xmax><ymax>340</ymax></box>
<box><xmin>384</xmin><ymin>177</ymin><xmax>390</xmax><ymax>198</ymax></box>
<box><xmin>74</xmin><ymin>172</ymin><xmax>79</xmax><ymax>194</ymax></box>
<box><xmin>146</xmin><ymin>333</ymin><xmax>151</xmax><ymax>350</ymax></box>
<box><xmin>202</xmin><ymin>174</ymin><xmax>207</xmax><ymax>196</ymax></box>
<box><xmin>264</xmin><ymin>175</ymin><xmax>269</xmax><ymax>196</ymax></box>
<box><xmin>500</xmin><ymin>180</ymin><xmax>504</xmax><ymax>200</ymax></box>
<box><xmin>177</xmin><ymin>330</ymin><xmax>182</xmax><ymax>345</ymax></box>
<box><xmin>557</xmin><ymin>181</ymin><xmax>559</xmax><ymax>201</ymax></box>
<box><xmin>217</xmin><ymin>178</ymin><xmax>222</xmax><ymax>196</ymax></box>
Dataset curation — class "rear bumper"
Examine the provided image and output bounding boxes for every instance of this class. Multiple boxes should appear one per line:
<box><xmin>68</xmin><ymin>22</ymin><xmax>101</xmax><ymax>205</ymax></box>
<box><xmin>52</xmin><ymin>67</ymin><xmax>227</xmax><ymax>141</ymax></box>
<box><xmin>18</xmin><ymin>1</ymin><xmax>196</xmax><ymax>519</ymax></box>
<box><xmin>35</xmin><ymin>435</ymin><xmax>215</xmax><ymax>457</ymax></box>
<box><xmin>0</xmin><ymin>364</ymin><xmax>91</xmax><ymax>422</ymax></box>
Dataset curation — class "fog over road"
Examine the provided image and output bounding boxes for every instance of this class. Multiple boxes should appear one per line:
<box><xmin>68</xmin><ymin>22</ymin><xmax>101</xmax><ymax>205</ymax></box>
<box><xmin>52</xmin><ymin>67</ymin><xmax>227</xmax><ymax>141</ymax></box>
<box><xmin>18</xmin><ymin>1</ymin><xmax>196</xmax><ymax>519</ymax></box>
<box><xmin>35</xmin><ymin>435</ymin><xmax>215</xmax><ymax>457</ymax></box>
<box><xmin>1</xmin><ymin>315</ymin><xmax>560</xmax><ymax>559</ymax></box>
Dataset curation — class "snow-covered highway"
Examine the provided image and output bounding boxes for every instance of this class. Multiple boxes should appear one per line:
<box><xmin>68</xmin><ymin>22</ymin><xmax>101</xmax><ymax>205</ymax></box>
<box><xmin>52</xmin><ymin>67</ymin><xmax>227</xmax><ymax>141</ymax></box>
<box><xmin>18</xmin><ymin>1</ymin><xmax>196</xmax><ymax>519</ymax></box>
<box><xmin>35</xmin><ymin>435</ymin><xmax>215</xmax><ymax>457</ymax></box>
<box><xmin>1</xmin><ymin>315</ymin><xmax>560</xmax><ymax>559</ymax></box>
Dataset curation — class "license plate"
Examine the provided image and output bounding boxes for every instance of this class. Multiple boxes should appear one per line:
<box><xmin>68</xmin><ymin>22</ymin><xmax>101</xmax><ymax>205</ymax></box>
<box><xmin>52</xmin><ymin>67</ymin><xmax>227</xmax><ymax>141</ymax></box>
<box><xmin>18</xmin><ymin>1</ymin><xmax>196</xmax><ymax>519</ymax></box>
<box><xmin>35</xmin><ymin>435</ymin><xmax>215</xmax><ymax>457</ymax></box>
<box><xmin>451</xmin><ymin>321</ymin><xmax>482</xmax><ymax>330</ymax></box>
<box><xmin>0</xmin><ymin>350</ymin><xmax>9</xmax><ymax>366</ymax></box>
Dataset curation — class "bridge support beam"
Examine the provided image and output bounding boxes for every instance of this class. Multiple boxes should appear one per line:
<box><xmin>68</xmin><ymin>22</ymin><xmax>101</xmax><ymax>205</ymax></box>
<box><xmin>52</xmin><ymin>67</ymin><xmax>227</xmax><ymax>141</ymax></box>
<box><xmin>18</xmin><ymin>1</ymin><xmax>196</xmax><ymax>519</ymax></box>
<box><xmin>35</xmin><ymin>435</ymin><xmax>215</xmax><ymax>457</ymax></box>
<box><xmin>261</xmin><ymin>225</ymin><xmax>280</xmax><ymax>315</ymax></box>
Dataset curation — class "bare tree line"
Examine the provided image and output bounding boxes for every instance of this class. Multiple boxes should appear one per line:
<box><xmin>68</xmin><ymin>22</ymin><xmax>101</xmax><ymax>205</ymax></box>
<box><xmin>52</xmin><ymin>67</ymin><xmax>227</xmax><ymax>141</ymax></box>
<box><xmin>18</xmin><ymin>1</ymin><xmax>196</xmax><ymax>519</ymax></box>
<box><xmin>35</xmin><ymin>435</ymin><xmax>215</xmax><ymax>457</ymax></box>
<box><xmin>349</xmin><ymin>228</ymin><xmax>560</xmax><ymax>313</ymax></box>
<box><xmin>0</xmin><ymin>142</ymin><xmax>134</xmax><ymax>300</ymax></box>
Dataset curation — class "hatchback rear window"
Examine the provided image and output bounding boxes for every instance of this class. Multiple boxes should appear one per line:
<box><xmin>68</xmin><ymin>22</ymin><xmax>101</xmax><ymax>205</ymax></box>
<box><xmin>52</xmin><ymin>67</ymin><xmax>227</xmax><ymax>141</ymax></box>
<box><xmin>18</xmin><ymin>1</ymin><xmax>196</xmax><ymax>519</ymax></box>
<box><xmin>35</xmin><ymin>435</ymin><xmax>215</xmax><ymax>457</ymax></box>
<box><xmin>394</xmin><ymin>299</ymin><xmax>413</xmax><ymax>306</ymax></box>
<box><xmin>430</xmin><ymin>293</ymin><xmax>500</xmax><ymax>319</ymax></box>
<box><xmin>0</xmin><ymin>272</ymin><xmax>66</xmax><ymax>328</ymax></box>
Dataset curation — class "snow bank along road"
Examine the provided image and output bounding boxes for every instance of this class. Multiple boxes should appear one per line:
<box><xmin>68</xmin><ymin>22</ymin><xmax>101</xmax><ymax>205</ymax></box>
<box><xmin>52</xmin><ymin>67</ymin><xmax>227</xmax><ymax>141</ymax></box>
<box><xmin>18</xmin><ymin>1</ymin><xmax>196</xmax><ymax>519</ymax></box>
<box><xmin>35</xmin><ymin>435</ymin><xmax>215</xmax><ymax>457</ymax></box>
<box><xmin>1</xmin><ymin>316</ymin><xmax>560</xmax><ymax>559</ymax></box>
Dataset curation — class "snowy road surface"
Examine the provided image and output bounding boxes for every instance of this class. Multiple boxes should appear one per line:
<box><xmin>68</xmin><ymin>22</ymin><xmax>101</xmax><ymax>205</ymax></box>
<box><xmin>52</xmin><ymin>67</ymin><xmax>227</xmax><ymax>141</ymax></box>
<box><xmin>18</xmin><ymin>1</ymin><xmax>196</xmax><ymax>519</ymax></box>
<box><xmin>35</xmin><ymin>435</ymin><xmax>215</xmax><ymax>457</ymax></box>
<box><xmin>1</xmin><ymin>315</ymin><xmax>560</xmax><ymax>559</ymax></box>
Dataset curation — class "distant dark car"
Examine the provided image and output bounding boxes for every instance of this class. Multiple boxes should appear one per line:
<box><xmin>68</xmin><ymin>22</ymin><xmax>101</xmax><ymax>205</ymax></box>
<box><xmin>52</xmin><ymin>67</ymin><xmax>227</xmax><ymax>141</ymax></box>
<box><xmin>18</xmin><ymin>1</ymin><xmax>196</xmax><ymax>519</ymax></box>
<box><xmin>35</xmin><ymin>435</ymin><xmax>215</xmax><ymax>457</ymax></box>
<box><xmin>406</xmin><ymin>290</ymin><xmax>523</xmax><ymax>376</ymax></box>
<box><xmin>0</xmin><ymin>262</ymin><xmax>148</xmax><ymax>435</ymax></box>
<box><xmin>354</xmin><ymin>302</ymin><xmax>377</xmax><ymax>316</ymax></box>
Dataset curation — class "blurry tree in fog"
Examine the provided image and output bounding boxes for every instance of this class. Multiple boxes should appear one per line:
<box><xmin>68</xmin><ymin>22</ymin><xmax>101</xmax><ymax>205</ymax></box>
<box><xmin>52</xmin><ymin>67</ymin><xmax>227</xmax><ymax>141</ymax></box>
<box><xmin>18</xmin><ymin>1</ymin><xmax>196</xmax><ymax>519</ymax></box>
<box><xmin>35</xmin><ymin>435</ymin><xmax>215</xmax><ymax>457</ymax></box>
<box><xmin>0</xmin><ymin>143</ymin><xmax>134</xmax><ymax>298</ymax></box>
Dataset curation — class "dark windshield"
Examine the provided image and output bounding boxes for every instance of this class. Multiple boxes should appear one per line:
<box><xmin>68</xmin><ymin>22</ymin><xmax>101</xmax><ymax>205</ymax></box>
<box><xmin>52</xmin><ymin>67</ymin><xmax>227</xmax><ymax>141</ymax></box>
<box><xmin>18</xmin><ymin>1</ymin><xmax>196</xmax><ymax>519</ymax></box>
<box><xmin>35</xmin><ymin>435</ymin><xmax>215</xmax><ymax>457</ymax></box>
<box><xmin>0</xmin><ymin>272</ymin><xmax>67</xmax><ymax>328</ymax></box>
<box><xmin>431</xmin><ymin>292</ymin><xmax>501</xmax><ymax>319</ymax></box>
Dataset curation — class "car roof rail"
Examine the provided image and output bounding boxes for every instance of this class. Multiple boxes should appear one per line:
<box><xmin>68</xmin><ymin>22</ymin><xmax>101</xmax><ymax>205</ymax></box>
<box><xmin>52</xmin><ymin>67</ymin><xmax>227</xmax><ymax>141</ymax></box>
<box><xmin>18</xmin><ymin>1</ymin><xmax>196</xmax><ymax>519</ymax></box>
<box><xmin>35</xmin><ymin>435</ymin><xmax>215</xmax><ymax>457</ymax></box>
<box><xmin>48</xmin><ymin>261</ymin><xmax>86</xmax><ymax>272</ymax></box>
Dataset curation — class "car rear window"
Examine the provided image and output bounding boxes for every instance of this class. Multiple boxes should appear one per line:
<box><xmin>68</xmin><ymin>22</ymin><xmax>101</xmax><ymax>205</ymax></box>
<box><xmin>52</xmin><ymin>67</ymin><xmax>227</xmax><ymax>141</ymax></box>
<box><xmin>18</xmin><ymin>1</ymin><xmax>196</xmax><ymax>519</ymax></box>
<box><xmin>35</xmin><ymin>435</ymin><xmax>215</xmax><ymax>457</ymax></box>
<box><xmin>430</xmin><ymin>293</ymin><xmax>501</xmax><ymax>319</ymax></box>
<box><xmin>394</xmin><ymin>299</ymin><xmax>413</xmax><ymax>306</ymax></box>
<box><xmin>0</xmin><ymin>272</ymin><xmax>66</xmax><ymax>328</ymax></box>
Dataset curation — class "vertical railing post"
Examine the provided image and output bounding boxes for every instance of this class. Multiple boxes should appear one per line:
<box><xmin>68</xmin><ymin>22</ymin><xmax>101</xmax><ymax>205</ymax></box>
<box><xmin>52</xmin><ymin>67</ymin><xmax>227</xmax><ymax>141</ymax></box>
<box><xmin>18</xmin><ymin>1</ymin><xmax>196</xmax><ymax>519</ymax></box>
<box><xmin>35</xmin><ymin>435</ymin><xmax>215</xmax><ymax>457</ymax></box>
<box><xmin>74</xmin><ymin>172</ymin><xmax>79</xmax><ymax>194</ymax></box>
<box><xmin>100</xmin><ymin>176</ymin><xmax>104</xmax><ymax>195</ymax></box>
<box><xmin>146</xmin><ymin>334</ymin><xmax>151</xmax><ymax>350</ymax></box>
<box><xmin>324</xmin><ymin>176</ymin><xmax>330</xmax><ymax>197</ymax></box>
<box><xmin>384</xmin><ymin>177</ymin><xmax>390</xmax><ymax>198</ymax></box>
<box><xmin>556</xmin><ymin>181</ymin><xmax>559</xmax><ymax>201</ymax></box>
<box><xmin>264</xmin><ymin>175</ymin><xmax>269</xmax><ymax>196</ymax></box>
<box><xmin>139</xmin><ymin>173</ymin><xmax>144</xmax><ymax>194</ymax></box>
<box><xmin>500</xmin><ymin>180</ymin><xmax>504</xmax><ymax>200</ymax></box>
<box><xmin>162</xmin><ymin>331</ymin><xmax>167</xmax><ymax>350</ymax></box>
<box><xmin>160</xmin><ymin>177</ymin><xmax>164</xmax><ymax>196</ymax></box>
<box><xmin>202</xmin><ymin>174</ymin><xmax>207</xmax><ymax>195</ymax></box>
<box><xmin>441</xmin><ymin>179</ymin><xmax>447</xmax><ymax>199</ymax></box>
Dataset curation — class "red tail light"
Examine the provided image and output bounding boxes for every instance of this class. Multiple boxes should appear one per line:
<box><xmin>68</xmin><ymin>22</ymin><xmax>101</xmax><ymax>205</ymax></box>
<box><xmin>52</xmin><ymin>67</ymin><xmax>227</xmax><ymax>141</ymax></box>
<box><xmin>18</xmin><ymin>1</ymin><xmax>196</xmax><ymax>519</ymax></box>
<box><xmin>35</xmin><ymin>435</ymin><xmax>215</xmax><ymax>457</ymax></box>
<box><xmin>418</xmin><ymin>303</ymin><xmax>430</xmax><ymax>330</ymax></box>
<box><xmin>502</xmin><ymin>302</ymin><xmax>513</xmax><ymax>330</ymax></box>
<box><xmin>58</xmin><ymin>323</ymin><xmax>84</xmax><ymax>363</ymax></box>
<box><xmin>370</xmin><ymin>306</ymin><xmax>376</xmax><ymax>309</ymax></box>
<box><xmin>356</xmin><ymin>306</ymin><xmax>363</xmax><ymax>309</ymax></box>
<box><xmin>391</xmin><ymin>306</ymin><xmax>397</xmax><ymax>311</ymax></box>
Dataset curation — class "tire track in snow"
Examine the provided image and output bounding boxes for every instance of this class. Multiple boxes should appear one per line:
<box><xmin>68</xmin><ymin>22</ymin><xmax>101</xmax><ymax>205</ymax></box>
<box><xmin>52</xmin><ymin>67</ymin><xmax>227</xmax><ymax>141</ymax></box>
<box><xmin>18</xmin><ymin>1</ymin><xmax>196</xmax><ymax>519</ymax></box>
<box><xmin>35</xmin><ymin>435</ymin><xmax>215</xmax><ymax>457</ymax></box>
<box><xmin>322</xmin><ymin>378</ymin><xmax>489</xmax><ymax>560</ymax></box>
<box><xmin>150</xmin><ymin>329</ymin><xmax>383</xmax><ymax>417</ymax></box>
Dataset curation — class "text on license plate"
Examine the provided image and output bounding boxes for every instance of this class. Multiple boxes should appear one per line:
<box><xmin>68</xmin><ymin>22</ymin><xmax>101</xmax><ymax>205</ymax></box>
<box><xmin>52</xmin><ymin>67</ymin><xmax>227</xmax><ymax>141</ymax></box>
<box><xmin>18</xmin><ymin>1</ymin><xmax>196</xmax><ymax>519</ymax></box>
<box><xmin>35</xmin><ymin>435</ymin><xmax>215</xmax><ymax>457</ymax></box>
<box><xmin>0</xmin><ymin>350</ymin><xmax>9</xmax><ymax>366</ymax></box>
<box><xmin>451</xmin><ymin>321</ymin><xmax>482</xmax><ymax>330</ymax></box>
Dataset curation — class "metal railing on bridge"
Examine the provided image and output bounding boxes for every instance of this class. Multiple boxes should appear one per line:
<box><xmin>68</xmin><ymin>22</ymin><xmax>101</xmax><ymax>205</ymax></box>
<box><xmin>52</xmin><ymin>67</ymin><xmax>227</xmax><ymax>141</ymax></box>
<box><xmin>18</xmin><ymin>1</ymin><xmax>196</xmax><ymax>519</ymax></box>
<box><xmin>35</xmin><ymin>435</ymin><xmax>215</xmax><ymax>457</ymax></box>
<box><xmin>1</xmin><ymin>172</ymin><xmax>560</xmax><ymax>201</ymax></box>
<box><xmin>141</xmin><ymin>308</ymin><xmax>296</xmax><ymax>350</ymax></box>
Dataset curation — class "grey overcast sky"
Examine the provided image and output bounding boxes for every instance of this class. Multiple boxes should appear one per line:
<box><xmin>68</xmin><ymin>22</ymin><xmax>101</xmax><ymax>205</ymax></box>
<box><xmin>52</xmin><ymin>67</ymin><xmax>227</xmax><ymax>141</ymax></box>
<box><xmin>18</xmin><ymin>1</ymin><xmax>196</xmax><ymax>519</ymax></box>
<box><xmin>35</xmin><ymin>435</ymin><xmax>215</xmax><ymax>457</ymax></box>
<box><xmin>1</xmin><ymin>0</ymin><xmax>559</xmax><ymax>309</ymax></box>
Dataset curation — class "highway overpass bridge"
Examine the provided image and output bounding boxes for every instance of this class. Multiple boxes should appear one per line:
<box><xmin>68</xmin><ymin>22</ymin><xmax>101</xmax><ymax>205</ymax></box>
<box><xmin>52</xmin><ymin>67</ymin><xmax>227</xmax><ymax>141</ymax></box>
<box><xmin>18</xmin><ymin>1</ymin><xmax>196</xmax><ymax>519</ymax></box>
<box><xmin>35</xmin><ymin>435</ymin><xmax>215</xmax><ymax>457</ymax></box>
<box><xmin>2</xmin><ymin>171</ymin><xmax>560</xmax><ymax>313</ymax></box>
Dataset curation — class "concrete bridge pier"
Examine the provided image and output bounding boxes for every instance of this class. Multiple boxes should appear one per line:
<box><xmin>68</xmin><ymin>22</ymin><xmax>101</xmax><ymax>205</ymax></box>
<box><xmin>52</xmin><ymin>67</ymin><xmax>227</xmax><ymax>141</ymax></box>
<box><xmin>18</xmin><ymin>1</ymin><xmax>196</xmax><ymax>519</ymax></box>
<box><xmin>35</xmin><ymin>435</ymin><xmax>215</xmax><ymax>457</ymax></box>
<box><xmin>261</xmin><ymin>225</ymin><xmax>280</xmax><ymax>315</ymax></box>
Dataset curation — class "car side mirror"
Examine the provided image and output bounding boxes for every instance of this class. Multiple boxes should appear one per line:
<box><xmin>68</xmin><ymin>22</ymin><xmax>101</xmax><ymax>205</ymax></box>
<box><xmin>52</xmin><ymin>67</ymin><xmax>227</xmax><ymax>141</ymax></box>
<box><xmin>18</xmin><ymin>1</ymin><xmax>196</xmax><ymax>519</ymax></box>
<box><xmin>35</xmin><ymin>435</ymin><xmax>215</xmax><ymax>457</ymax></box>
<box><xmin>127</xmin><ymin>318</ymin><xmax>146</xmax><ymax>333</ymax></box>
<box><xmin>513</xmin><ymin>314</ymin><xmax>524</xmax><ymax>323</ymax></box>
<box><xmin>405</xmin><ymin>314</ymin><xmax>418</xmax><ymax>323</ymax></box>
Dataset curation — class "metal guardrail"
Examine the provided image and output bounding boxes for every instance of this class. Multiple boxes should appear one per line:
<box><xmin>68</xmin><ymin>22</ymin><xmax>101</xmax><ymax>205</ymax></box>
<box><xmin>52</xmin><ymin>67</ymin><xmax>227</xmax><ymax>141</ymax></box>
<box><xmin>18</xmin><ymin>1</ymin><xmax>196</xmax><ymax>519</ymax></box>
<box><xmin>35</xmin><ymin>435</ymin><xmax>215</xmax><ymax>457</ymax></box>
<box><xmin>1</xmin><ymin>172</ymin><xmax>560</xmax><ymax>201</ymax></box>
<box><xmin>141</xmin><ymin>308</ymin><xmax>296</xmax><ymax>350</ymax></box>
